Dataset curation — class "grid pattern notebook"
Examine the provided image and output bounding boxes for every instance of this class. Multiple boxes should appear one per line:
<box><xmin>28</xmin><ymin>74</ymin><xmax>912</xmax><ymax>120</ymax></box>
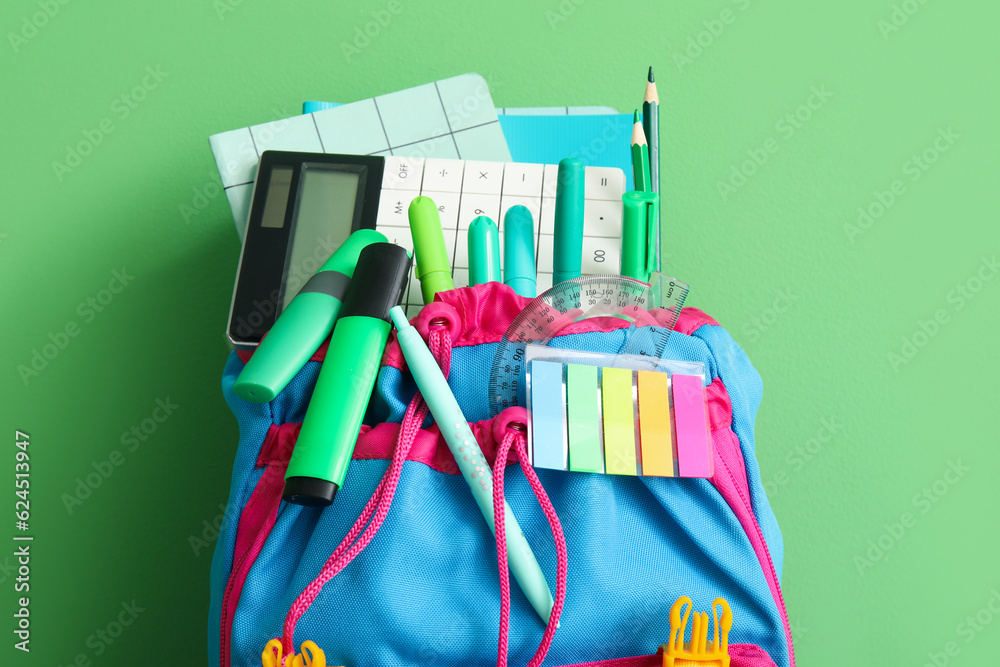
<box><xmin>209</xmin><ymin>73</ymin><xmax>511</xmax><ymax>241</ymax></box>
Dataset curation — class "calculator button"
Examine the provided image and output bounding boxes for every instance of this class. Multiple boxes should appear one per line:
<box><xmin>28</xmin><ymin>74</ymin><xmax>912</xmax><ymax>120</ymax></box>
<box><xmin>536</xmin><ymin>234</ymin><xmax>554</xmax><ymax>274</ymax></box>
<box><xmin>457</xmin><ymin>193</ymin><xmax>502</xmax><ymax>230</ymax></box>
<box><xmin>584</xmin><ymin>167</ymin><xmax>626</xmax><ymax>202</ymax></box>
<box><xmin>381</xmin><ymin>156</ymin><xmax>425</xmax><ymax>191</ymax></box>
<box><xmin>453</xmin><ymin>267</ymin><xmax>469</xmax><ymax>290</ymax></box>
<box><xmin>454</xmin><ymin>229</ymin><xmax>469</xmax><ymax>269</ymax></box>
<box><xmin>376</xmin><ymin>189</ymin><xmax>420</xmax><ymax>230</ymax></box>
<box><xmin>405</xmin><ymin>266</ymin><xmax>424</xmax><ymax>308</ymax></box>
<box><xmin>421</xmin><ymin>158</ymin><xmax>465</xmax><ymax>193</ymax></box>
<box><xmin>541</xmin><ymin>164</ymin><xmax>560</xmax><ymax>199</ymax></box>
<box><xmin>581</xmin><ymin>236</ymin><xmax>620</xmax><ymax>275</ymax></box>
<box><xmin>461</xmin><ymin>161</ymin><xmax>505</xmax><ymax>195</ymax></box>
<box><xmin>420</xmin><ymin>191</ymin><xmax>461</xmax><ymax>232</ymax></box>
<box><xmin>373</xmin><ymin>222</ymin><xmax>414</xmax><ymax>256</ymax></box>
<box><xmin>584</xmin><ymin>199</ymin><xmax>623</xmax><ymax>238</ymax></box>
<box><xmin>500</xmin><ymin>162</ymin><xmax>544</xmax><ymax>198</ymax></box>
<box><xmin>538</xmin><ymin>197</ymin><xmax>556</xmax><ymax>235</ymax></box>
<box><xmin>535</xmin><ymin>272</ymin><xmax>554</xmax><ymax>295</ymax></box>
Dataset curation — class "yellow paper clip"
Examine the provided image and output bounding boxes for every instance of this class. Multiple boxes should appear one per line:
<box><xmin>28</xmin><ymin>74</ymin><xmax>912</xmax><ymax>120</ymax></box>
<box><xmin>661</xmin><ymin>596</ymin><xmax>732</xmax><ymax>667</ymax></box>
<box><xmin>261</xmin><ymin>638</ymin><xmax>329</xmax><ymax>667</ymax></box>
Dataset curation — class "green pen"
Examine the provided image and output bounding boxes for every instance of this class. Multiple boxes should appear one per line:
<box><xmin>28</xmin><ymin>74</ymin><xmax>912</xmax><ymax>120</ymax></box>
<box><xmin>552</xmin><ymin>158</ymin><xmax>585</xmax><ymax>285</ymax></box>
<box><xmin>468</xmin><ymin>215</ymin><xmax>501</xmax><ymax>285</ymax></box>
<box><xmin>283</xmin><ymin>243</ymin><xmax>411</xmax><ymax>506</ymax></box>
<box><xmin>390</xmin><ymin>306</ymin><xmax>555</xmax><ymax>624</ymax></box>
<box><xmin>233</xmin><ymin>229</ymin><xmax>387</xmax><ymax>403</ymax></box>
<box><xmin>621</xmin><ymin>190</ymin><xmax>660</xmax><ymax>283</ymax></box>
<box><xmin>408</xmin><ymin>196</ymin><xmax>454</xmax><ymax>302</ymax></box>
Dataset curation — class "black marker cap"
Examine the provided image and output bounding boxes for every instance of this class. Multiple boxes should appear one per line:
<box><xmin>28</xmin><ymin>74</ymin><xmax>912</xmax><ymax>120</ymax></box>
<box><xmin>284</xmin><ymin>477</ymin><xmax>339</xmax><ymax>507</ymax></box>
<box><xmin>340</xmin><ymin>243</ymin><xmax>412</xmax><ymax>321</ymax></box>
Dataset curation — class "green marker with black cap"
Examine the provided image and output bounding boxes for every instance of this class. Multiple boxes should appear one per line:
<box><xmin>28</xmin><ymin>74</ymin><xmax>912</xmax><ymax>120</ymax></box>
<box><xmin>283</xmin><ymin>242</ymin><xmax>411</xmax><ymax>506</ymax></box>
<box><xmin>233</xmin><ymin>229</ymin><xmax>387</xmax><ymax>403</ymax></box>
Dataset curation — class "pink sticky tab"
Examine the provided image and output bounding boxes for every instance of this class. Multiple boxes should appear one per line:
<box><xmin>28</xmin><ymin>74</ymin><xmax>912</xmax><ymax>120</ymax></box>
<box><xmin>672</xmin><ymin>374</ymin><xmax>713</xmax><ymax>478</ymax></box>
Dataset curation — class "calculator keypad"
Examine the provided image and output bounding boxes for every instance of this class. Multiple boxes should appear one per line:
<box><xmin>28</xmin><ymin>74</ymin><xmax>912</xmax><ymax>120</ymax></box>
<box><xmin>377</xmin><ymin>155</ymin><xmax>626</xmax><ymax>316</ymax></box>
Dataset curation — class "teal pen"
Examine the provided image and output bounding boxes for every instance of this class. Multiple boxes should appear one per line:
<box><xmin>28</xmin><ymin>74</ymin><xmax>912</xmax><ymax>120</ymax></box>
<box><xmin>468</xmin><ymin>215</ymin><xmax>501</xmax><ymax>285</ymax></box>
<box><xmin>552</xmin><ymin>157</ymin><xmax>584</xmax><ymax>284</ymax></box>
<box><xmin>503</xmin><ymin>205</ymin><xmax>536</xmax><ymax>297</ymax></box>
<box><xmin>389</xmin><ymin>306</ymin><xmax>555</xmax><ymax>624</ymax></box>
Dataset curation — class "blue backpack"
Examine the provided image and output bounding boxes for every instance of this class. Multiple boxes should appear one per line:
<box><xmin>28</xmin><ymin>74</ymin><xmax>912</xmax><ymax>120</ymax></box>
<box><xmin>209</xmin><ymin>283</ymin><xmax>795</xmax><ymax>667</ymax></box>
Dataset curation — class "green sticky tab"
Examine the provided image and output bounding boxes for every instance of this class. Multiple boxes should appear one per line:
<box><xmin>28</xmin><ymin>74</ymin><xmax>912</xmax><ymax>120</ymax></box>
<box><xmin>602</xmin><ymin>367</ymin><xmax>637</xmax><ymax>475</ymax></box>
<box><xmin>567</xmin><ymin>364</ymin><xmax>603</xmax><ymax>473</ymax></box>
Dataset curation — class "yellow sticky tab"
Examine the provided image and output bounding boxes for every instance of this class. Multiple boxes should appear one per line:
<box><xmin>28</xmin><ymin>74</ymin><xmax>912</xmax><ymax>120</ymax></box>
<box><xmin>602</xmin><ymin>368</ymin><xmax>637</xmax><ymax>475</ymax></box>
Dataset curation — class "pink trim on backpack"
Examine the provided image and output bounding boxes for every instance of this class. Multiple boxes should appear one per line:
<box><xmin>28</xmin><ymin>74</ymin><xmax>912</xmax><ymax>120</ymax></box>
<box><xmin>219</xmin><ymin>424</ymin><xmax>294</xmax><ymax>667</ymax></box>
<box><xmin>705</xmin><ymin>383</ymin><xmax>796</xmax><ymax>667</ymax></box>
<box><xmin>236</xmin><ymin>284</ymin><xmax>724</xmax><ymax>369</ymax></box>
<box><xmin>555</xmin><ymin>643</ymin><xmax>777</xmax><ymax>667</ymax></box>
<box><xmin>226</xmin><ymin>284</ymin><xmax>794</xmax><ymax>665</ymax></box>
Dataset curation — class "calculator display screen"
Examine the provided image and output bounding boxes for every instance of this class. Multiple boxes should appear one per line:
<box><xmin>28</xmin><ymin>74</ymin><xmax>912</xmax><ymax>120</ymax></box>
<box><xmin>283</xmin><ymin>166</ymin><xmax>364</xmax><ymax>307</ymax></box>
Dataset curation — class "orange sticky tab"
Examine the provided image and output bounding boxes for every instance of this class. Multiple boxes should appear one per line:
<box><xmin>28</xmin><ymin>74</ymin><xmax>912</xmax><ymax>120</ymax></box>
<box><xmin>637</xmin><ymin>371</ymin><xmax>674</xmax><ymax>476</ymax></box>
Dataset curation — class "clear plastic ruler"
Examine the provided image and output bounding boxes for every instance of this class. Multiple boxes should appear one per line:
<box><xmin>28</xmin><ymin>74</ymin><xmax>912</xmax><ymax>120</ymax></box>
<box><xmin>488</xmin><ymin>272</ymin><xmax>690</xmax><ymax>416</ymax></box>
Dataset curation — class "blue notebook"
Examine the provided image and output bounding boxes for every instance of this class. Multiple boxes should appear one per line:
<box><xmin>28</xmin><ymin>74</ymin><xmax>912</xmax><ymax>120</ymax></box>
<box><xmin>304</xmin><ymin>101</ymin><xmax>635</xmax><ymax>190</ymax></box>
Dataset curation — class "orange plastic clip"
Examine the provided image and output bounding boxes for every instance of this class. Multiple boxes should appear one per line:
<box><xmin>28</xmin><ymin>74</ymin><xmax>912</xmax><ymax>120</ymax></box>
<box><xmin>261</xmin><ymin>638</ymin><xmax>329</xmax><ymax>667</ymax></box>
<box><xmin>662</xmin><ymin>596</ymin><xmax>732</xmax><ymax>667</ymax></box>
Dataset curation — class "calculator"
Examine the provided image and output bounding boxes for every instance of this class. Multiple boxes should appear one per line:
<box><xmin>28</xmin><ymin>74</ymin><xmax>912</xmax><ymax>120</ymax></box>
<box><xmin>227</xmin><ymin>150</ymin><xmax>626</xmax><ymax>348</ymax></box>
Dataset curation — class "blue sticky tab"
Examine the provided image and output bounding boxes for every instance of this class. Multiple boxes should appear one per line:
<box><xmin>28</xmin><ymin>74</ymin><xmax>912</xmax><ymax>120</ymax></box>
<box><xmin>529</xmin><ymin>360</ymin><xmax>567</xmax><ymax>470</ymax></box>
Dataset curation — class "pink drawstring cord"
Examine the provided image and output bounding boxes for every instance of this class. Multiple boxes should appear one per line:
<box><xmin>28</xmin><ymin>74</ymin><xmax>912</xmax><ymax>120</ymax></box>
<box><xmin>493</xmin><ymin>429</ymin><xmax>568</xmax><ymax>667</ymax></box>
<box><xmin>278</xmin><ymin>330</ymin><xmax>452</xmax><ymax>658</ymax></box>
<box><xmin>276</xmin><ymin>326</ymin><xmax>567</xmax><ymax>667</ymax></box>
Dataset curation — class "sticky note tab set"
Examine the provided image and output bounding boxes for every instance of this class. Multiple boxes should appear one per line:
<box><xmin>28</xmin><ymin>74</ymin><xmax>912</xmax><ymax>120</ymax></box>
<box><xmin>526</xmin><ymin>352</ymin><xmax>713</xmax><ymax>479</ymax></box>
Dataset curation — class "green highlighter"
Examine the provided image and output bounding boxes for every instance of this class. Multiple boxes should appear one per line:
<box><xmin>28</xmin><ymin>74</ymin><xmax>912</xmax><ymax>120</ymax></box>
<box><xmin>621</xmin><ymin>190</ymin><xmax>660</xmax><ymax>284</ymax></box>
<box><xmin>468</xmin><ymin>215</ymin><xmax>501</xmax><ymax>285</ymax></box>
<box><xmin>553</xmin><ymin>157</ymin><xmax>585</xmax><ymax>285</ymax></box>
<box><xmin>283</xmin><ymin>243</ymin><xmax>411</xmax><ymax>506</ymax></box>
<box><xmin>408</xmin><ymin>196</ymin><xmax>454</xmax><ymax>302</ymax></box>
<box><xmin>233</xmin><ymin>229</ymin><xmax>387</xmax><ymax>403</ymax></box>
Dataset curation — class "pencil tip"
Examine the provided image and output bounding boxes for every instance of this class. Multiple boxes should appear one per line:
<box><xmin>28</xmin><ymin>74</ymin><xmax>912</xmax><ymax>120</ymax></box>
<box><xmin>633</xmin><ymin>109</ymin><xmax>641</xmax><ymax>123</ymax></box>
<box><xmin>648</xmin><ymin>66</ymin><xmax>654</xmax><ymax>83</ymax></box>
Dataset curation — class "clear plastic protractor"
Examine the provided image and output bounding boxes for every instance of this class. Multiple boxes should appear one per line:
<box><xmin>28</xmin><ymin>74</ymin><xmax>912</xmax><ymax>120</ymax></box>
<box><xmin>487</xmin><ymin>273</ymin><xmax>689</xmax><ymax>417</ymax></box>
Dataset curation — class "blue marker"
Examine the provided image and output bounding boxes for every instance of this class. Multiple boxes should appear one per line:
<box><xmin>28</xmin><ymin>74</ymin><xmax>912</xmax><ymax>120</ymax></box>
<box><xmin>503</xmin><ymin>205</ymin><xmax>536</xmax><ymax>297</ymax></box>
